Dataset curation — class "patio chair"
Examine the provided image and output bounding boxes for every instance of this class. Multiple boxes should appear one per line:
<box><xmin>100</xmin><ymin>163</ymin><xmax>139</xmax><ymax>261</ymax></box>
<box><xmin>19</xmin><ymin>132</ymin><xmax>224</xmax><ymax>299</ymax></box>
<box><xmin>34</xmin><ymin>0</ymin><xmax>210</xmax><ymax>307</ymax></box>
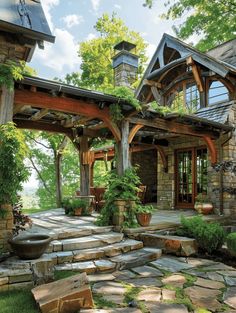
<box><xmin>137</xmin><ymin>185</ymin><xmax>147</xmax><ymax>204</ymax></box>
<box><xmin>94</xmin><ymin>187</ymin><xmax>106</xmax><ymax>211</ymax></box>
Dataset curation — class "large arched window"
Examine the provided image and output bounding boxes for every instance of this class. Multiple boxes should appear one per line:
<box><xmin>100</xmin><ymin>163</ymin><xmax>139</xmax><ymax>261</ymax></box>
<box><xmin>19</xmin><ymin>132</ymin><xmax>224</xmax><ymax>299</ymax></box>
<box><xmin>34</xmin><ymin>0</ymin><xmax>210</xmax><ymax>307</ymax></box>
<box><xmin>208</xmin><ymin>81</ymin><xmax>229</xmax><ymax>106</ymax></box>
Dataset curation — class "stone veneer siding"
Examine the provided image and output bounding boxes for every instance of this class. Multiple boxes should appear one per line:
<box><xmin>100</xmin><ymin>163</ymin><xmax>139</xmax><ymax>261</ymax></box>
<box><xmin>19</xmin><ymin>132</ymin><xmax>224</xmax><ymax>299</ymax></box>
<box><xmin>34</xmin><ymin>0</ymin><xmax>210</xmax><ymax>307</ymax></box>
<box><xmin>0</xmin><ymin>205</ymin><xmax>13</xmax><ymax>252</ymax></box>
<box><xmin>157</xmin><ymin>101</ymin><xmax>236</xmax><ymax>216</ymax></box>
<box><xmin>132</xmin><ymin>149</ymin><xmax>157</xmax><ymax>202</ymax></box>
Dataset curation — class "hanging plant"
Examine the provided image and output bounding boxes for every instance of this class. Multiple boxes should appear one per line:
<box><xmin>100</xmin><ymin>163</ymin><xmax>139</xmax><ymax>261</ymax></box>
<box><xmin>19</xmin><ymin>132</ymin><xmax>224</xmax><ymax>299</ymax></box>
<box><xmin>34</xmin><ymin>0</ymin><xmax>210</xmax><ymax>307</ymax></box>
<box><xmin>109</xmin><ymin>103</ymin><xmax>124</xmax><ymax>123</ymax></box>
<box><xmin>0</xmin><ymin>60</ymin><xmax>25</xmax><ymax>90</ymax></box>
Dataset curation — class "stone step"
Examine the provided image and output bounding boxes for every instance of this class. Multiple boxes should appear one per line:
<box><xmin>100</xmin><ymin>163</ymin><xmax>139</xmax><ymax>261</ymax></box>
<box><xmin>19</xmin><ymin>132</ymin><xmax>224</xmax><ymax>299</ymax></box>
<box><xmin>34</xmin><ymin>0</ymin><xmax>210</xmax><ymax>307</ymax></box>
<box><xmin>47</xmin><ymin>232</ymin><xmax>124</xmax><ymax>253</ymax></box>
<box><xmin>139</xmin><ymin>233</ymin><xmax>197</xmax><ymax>256</ymax></box>
<box><xmin>55</xmin><ymin>247</ymin><xmax>162</xmax><ymax>274</ymax></box>
<box><xmin>46</xmin><ymin>239</ymin><xmax>144</xmax><ymax>264</ymax></box>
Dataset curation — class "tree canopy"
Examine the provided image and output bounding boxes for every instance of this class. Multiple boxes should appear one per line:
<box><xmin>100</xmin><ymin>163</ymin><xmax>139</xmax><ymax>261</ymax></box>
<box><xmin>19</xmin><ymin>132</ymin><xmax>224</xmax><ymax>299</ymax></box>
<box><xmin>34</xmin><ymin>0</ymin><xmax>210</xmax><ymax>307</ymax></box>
<box><xmin>65</xmin><ymin>13</ymin><xmax>147</xmax><ymax>90</ymax></box>
<box><xmin>143</xmin><ymin>0</ymin><xmax>236</xmax><ymax>51</ymax></box>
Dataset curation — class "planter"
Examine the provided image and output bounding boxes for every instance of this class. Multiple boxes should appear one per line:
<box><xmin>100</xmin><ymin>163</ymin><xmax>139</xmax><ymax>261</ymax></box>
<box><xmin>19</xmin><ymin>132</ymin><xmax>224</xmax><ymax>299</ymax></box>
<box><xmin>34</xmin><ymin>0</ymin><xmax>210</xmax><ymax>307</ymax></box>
<box><xmin>194</xmin><ymin>203</ymin><xmax>213</xmax><ymax>214</ymax></box>
<box><xmin>112</xmin><ymin>199</ymin><xmax>136</xmax><ymax>226</ymax></box>
<box><xmin>8</xmin><ymin>234</ymin><xmax>51</xmax><ymax>260</ymax></box>
<box><xmin>74</xmin><ymin>207</ymin><xmax>83</xmax><ymax>216</ymax></box>
<box><xmin>136</xmin><ymin>212</ymin><xmax>152</xmax><ymax>227</ymax></box>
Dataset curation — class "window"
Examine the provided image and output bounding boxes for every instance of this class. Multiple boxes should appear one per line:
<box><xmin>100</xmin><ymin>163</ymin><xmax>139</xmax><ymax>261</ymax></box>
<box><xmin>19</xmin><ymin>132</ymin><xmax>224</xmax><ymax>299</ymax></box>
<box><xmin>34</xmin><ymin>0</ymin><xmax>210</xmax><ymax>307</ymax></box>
<box><xmin>208</xmin><ymin>81</ymin><xmax>229</xmax><ymax>105</ymax></box>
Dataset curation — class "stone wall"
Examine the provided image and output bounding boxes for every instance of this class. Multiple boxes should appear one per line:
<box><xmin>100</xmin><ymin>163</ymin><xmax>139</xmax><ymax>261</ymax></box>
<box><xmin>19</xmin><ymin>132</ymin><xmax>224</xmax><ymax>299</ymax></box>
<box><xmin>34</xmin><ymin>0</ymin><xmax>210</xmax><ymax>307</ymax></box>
<box><xmin>0</xmin><ymin>205</ymin><xmax>13</xmax><ymax>253</ymax></box>
<box><xmin>132</xmin><ymin>149</ymin><xmax>157</xmax><ymax>202</ymax></box>
<box><xmin>114</xmin><ymin>63</ymin><xmax>138</xmax><ymax>87</ymax></box>
<box><xmin>156</xmin><ymin>103</ymin><xmax>236</xmax><ymax>216</ymax></box>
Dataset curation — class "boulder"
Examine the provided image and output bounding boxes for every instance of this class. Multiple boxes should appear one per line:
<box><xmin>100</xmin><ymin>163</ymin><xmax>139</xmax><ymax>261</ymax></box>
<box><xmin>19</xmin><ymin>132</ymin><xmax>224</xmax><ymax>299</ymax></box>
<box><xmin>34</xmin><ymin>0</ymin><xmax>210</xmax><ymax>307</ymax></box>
<box><xmin>31</xmin><ymin>272</ymin><xmax>93</xmax><ymax>313</ymax></box>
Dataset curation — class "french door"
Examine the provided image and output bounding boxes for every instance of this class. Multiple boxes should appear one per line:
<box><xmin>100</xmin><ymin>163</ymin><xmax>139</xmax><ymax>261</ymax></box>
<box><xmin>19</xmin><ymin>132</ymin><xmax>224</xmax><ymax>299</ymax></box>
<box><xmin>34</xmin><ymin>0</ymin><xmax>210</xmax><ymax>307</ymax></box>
<box><xmin>175</xmin><ymin>147</ymin><xmax>208</xmax><ymax>208</ymax></box>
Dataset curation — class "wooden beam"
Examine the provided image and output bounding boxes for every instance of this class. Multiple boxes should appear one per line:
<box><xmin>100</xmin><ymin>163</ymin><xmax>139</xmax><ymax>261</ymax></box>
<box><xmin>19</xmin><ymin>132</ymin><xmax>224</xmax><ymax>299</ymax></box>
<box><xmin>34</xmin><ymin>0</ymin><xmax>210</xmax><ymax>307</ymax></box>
<box><xmin>151</xmin><ymin>86</ymin><xmax>162</xmax><ymax>103</ymax></box>
<box><xmin>203</xmin><ymin>136</ymin><xmax>217</xmax><ymax>165</ymax></box>
<box><xmin>15</xmin><ymin>119</ymin><xmax>73</xmax><ymax>137</ymax></box>
<box><xmin>14</xmin><ymin>89</ymin><xmax>121</xmax><ymax>141</ymax></box>
<box><xmin>79</xmin><ymin>136</ymin><xmax>90</xmax><ymax>196</ymax></box>
<box><xmin>117</xmin><ymin>120</ymin><xmax>130</xmax><ymax>175</ymax></box>
<box><xmin>30</xmin><ymin>108</ymin><xmax>49</xmax><ymax>121</ymax></box>
<box><xmin>13</xmin><ymin>104</ymin><xmax>30</xmax><ymax>115</ymax></box>
<box><xmin>0</xmin><ymin>85</ymin><xmax>14</xmax><ymax>124</ymax></box>
<box><xmin>128</xmin><ymin>124</ymin><xmax>144</xmax><ymax>143</ymax></box>
<box><xmin>155</xmin><ymin>145</ymin><xmax>168</xmax><ymax>172</ymax></box>
<box><xmin>129</xmin><ymin>117</ymin><xmax>218</xmax><ymax>139</ymax></box>
<box><xmin>62</xmin><ymin>116</ymin><xmax>95</xmax><ymax>128</ymax></box>
<box><xmin>143</xmin><ymin>79</ymin><xmax>162</xmax><ymax>88</ymax></box>
<box><xmin>186</xmin><ymin>57</ymin><xmax>204</xmax><ymax>92</ymax></box>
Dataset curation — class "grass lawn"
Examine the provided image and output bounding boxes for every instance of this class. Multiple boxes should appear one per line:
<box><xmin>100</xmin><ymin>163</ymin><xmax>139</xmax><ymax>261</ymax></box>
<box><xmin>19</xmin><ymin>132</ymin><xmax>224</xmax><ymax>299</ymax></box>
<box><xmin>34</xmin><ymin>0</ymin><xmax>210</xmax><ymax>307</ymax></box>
<box><xmin>22</xmin><ymin>207</ymin><xmax>52</xmax><ymax>215</ymax></box>
<box><xmin>0</xmin><ymin>289</ymin><xmax>38</xmax><ymax>313</ymax></box>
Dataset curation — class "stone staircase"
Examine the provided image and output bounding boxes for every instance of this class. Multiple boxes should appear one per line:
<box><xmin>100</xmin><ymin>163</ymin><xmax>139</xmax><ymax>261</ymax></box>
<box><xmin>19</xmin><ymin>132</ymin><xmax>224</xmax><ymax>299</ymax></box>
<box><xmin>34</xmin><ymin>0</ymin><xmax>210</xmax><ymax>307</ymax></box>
<box><xmin>0</xmin><ymin>227</ymin><xmax>162</xmax><ymax>291</ymax></box>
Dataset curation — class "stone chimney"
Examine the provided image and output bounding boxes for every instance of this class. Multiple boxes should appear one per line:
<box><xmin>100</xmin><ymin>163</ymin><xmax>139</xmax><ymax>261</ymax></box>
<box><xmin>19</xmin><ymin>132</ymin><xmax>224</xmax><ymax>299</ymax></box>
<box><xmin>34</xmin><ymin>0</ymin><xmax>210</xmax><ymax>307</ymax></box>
<box><xmin>112</xmin><ymin>41</ymin><xmax>139</xmax><ymax>87</ymax></box>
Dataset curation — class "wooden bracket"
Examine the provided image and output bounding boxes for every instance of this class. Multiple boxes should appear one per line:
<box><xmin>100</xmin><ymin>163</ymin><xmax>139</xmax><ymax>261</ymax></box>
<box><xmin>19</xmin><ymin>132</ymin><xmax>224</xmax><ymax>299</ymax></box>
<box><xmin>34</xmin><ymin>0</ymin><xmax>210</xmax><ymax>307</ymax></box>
<box><xmin>155</xmin><ymin>145</ymin><xmax>168</xmax><ymax>172</ymax></box>
<box><xmin>203</xmin><ymin>136</ymin><xmax>217</xmax><ymax>165</ymax></box>
<box><xmin>186</xmin><ymin>57</ymin><xmax>204</xmax><ymax>92</ymax></box>
<box><xmin>128</xmin><ymin>124</ymin><xmax>144</xmax><ymax>143</ymax></box>
<box><xmin>143</xmin><ymin>79</ymin><xmax>162</xmax><ymax>89</ymax></box>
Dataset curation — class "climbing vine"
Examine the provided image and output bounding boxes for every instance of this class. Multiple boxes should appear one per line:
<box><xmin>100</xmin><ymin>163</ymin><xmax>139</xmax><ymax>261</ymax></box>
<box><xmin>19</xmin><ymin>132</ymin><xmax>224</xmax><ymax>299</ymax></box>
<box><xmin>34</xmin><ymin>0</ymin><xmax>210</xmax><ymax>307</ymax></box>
<box><xmin>0</xmin><ymin>60</ymin><xmax>25</xmax><ymax>90</ymax></box>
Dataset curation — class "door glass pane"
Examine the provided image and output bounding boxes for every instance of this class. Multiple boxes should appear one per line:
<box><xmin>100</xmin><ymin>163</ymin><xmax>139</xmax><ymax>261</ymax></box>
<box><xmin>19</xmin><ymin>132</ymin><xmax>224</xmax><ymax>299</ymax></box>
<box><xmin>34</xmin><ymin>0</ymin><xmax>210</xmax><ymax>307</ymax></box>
<box><xmin>196</xmin><ymin>148</ymin><xmax>208</xmax><ymax>194</ymax></box>
<box><xmin>177</xmin><ymin>150</ymin><xmax>192</xmax><ymax>204</ymax></box>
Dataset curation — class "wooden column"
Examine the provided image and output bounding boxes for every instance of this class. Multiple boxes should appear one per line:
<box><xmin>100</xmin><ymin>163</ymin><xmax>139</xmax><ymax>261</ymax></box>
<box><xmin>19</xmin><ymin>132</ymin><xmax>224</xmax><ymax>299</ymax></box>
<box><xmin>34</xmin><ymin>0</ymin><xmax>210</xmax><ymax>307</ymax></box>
<box><xmin>117</xmin><ymin>120</ymin><xmax>130</xmax><ymax>176</ymax></box>
<box><xmin>90</xmin><ymin>162</ymin><xmax>95</xmax><ymax>187</ymax></box>
<box><xmin>0</xmin><ymin>85</ymin><xmax>14</xmax><ymax>124</ymax></box>
<box><xmin>79</xmin><ymin>136</ymin><xmax>90</xmax><ymax>196</ymax></box>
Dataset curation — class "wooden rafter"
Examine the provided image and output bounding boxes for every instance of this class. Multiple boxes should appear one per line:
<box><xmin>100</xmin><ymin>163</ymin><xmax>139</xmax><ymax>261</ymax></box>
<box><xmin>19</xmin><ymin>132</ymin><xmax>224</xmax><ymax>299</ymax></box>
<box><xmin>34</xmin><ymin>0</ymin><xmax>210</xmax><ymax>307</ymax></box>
<box><xmin>186</xmin><ymin>57</ymin><xmax>204</xmax><ymax>92</ymax></box>
<box><xmin>129</xmin><ymin>117</ymin><xmax>219</xmax><ymax>139</ymax></box>
<box><xmin>143</xmin><ymin>79</ymin><xmax>162</xmax><ymax>88</ymax></box>
<box><xmin>14</xmin><ymin>89</ymin><xmax>121</xmax><ymax>141</ymax></box>
<box><xmin>62</xmin><ymin>116</ymin><xmax>94</xmax><ymax>128</ymax></box>
<box><xmin>30</xmin><ymin>108</ymin><xmax>49</xmax><ymax>121</ymax></box>
<box><xmin>13</xmin><ymin>104</ymin><xmax>29</xmax><ymax>115</ymax></box>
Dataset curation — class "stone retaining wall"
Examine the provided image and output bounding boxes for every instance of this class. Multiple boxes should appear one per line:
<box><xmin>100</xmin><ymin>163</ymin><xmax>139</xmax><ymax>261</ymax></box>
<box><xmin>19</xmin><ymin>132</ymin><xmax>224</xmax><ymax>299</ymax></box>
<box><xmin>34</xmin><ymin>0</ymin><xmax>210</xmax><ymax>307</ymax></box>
<box><xmin>0</xmin><ymin>205</ymin><xmax>13</xmax><ymax>253</ymax></box>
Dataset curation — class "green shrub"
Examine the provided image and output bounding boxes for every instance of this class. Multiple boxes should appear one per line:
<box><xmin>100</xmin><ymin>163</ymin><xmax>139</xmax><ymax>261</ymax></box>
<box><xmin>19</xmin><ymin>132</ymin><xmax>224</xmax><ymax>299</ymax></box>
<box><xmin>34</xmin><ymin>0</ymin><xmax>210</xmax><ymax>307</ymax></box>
<box><xmin>177</xmin><ymin>215</ymin><xmax>226</xmax><ymax>254</ymax></box>
<box><xmin>226</xmin><ymin>232</ymin><xmax>236</xmax><ymax>257</ymax></box>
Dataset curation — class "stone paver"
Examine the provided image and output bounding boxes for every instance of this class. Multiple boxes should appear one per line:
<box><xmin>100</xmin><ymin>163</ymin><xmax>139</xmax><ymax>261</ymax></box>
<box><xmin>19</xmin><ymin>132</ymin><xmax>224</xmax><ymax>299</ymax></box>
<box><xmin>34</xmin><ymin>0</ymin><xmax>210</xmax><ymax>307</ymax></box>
<box><xmin>161</xmin><ymin>289</ymin><xmax>176</xmax><ymax>301</ymax></box>
<box><xmin>132</xmin><ymin>265</ymin><xmax>164</xmax><ymax>277</ymax></box>
<box><xmin>162</xmin><ymin>274</ymin><xmax>186</xmax><ymax>288</ymax></box>
<box><xmin>145</xmin><ymin>302</ymin><xmax>189</xmax><ymax>313</ymax></box>
<box><xmin>123</xmin><ymin>277</ymin><xmax>162</xmax><ymax>288</ymax></box>
<box><xmin>184</xmin><ymin>286</ymin><xmax>222</xmax><ymax>312</ymax></box>
<box><xmin>80</xmin><ymin>309</ymin><xmax>142</xmax><ymax>313</ymax></box>
<box><xmin>92</xmin><ymin>281</ymin><xmax>126</xmax><ymax>305</ymax></box>
<box><xmin>137</xmin><ymin>288</ymin><xmax>161</xmax><ymax>302</ymax></box>
<box><xmin>151</xmin><ymin>256</ymin><xmax>194</xmax><ymax>272</ymax></box>
<box><xmin>194</xmin><ymin>277</ymin><xmax>225</xmax><ymax>289</ymax></box>
<box><xmin>224</xmin><ymin>287</ymin><xmax>236</xmax><ymax>309</ymax></box>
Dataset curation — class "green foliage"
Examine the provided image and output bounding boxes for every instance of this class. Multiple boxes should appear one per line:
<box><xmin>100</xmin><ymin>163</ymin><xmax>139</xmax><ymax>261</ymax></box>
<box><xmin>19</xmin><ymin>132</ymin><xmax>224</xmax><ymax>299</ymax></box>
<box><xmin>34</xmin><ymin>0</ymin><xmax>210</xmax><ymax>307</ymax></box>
<box><xmin>0</xmin><ymin>123</ymin><xmax>29</xmax><ymax>205</ymax></box>
<box><xmin>177</xmin><ymin>215</ymin><xmax>226</xmax><ymax>254</ymax></box>
<box><xmin>93</xmin><ymin>294</ymin><xmax>116</xmax><ymax>309</ymax></box>
<box><xmin>135</xmin><ymin>204</ymin><xmax>154</xmax><ymax>214</ymax></box>
<box><xmin>65</xmin><ymin>13</ymin><xmax>147</xmax><ymax>90</ymax></box>
<box><xmin>0</xmin><ymin>207</ymin><xmax>7</xmax><ymax>219</ymax></box>
<box><xmin>109</xmin><ymin>103</ymin><xmax>124</xmax><ymax>123</ymax></box>
<box><xmin>195</xmin><ymin>193</ymin><xmax>211</xmax><ymax>204</ymax></box>
<box><xmin>96</xmin><ymin>167</ymin><xmax>141</xmax><ymax>226</ymax></box>
<box><xmin>226</xmin><ymin>232</ymin><xmax>236</xmax><ymax>257</ymax></box>
<box><xmin>143</xmin><ymin>0</ymin><xmax>236</xmax><ymax>51</ymax></box>
<box><xmin>13</xmin><ymin>198</ymin><xmax>32</xmax><ymax>236</ymax></box>
<box><xmin>62</xmin><ymin>197</ymin><xmax>89</xmax><ymax>215</ymax></box>
<box><xmin>150</xmin><ymin>103</ymin><xmax>188</xmax><ymax>116</ymax></box>
<box><xmin>25</xmin><ymin>131</ymin><xmax>80</xmax><ymax>209</ymax></box>
<box><xmin>0</xmin><ymin>61</ymin><xmax>24</xmax><ymax>89</ymax></box>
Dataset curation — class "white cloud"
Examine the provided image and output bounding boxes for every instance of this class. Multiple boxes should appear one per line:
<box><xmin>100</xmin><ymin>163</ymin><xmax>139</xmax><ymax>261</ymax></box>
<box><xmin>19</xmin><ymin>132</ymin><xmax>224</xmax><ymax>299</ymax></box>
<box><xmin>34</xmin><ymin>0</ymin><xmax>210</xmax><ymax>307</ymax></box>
<box><xmin>91</xmin><ymin>0</ymin><xmax>100</xmax><ymax>11</ymax></box>
<box><xmin>62</xmin><ymin>14</ymin><xmax>84</xmax><ymax>28</ymax></box>
<box><xmin>34</xmin><ymin>28</ymin><xmax>81</xmax><ymax>74</ymax></box>
<box><xmin>86</xmin><ymin>33</ymin><xmax>97</xmax><ymax>41</ymax></box>
<box><xmin>114</xmin><ymin>4</ymin><xmax>121</xmax><ymax>10</ymax></box>
<box><xmin>146</xmin><ymin>43</ymin><xmax>156</xmax><ymax>62</ymax></box>
<box><xmin>41</xmin><ymin>0</ymin><xmax>60</xmax><ymax>30</ymax></box>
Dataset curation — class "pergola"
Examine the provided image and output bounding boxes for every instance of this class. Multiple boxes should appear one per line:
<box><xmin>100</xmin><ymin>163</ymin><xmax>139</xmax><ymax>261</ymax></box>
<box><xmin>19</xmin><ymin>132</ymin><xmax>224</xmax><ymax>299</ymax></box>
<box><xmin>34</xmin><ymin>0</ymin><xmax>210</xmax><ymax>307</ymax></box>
<box><xmin>4</xmin><ymin>75</ymin><xmax>231</xmax><ymax>198</ymax></box>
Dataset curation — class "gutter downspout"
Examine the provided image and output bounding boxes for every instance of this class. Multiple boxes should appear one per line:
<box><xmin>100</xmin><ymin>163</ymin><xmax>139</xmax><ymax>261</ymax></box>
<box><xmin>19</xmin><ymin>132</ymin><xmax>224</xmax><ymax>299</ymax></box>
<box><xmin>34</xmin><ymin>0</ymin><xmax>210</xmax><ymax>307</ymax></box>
<box><xmin>219</xmin><ymin>131</ymin><xmax>233</xmax><ymax>215</ymax></box>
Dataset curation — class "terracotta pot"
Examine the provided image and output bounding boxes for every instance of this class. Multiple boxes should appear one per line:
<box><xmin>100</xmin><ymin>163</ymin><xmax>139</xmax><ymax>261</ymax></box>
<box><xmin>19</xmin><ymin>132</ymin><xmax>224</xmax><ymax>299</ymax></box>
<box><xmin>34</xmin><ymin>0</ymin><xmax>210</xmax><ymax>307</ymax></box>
<box><xmin>136</xmin><ymin>213</ymin><xmax>152</xmax><ymax>227</ymax></box>
<box><xmin>8</xmin><ymin>234</ymin><xmax>51</xmax><ymax>260</ymax></box>
<box><xmin>74</xmin><ymin>207</ymin><xmax>83</xmax><ymax>216</ymax></box>
<box><xmin>194</xmin><ymin>203</ymin><xmax>213</xmax><ymax>214</ymax></box>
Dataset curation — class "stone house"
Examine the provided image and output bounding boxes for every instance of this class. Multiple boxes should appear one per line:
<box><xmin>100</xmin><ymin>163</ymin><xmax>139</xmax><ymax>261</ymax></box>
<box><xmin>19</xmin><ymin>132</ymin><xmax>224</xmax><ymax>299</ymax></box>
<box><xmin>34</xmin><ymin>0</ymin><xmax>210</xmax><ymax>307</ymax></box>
<box><xmin>133</xmin><ymin>34</ymin><xmax>236</xmax><ymax>216</ymax></box>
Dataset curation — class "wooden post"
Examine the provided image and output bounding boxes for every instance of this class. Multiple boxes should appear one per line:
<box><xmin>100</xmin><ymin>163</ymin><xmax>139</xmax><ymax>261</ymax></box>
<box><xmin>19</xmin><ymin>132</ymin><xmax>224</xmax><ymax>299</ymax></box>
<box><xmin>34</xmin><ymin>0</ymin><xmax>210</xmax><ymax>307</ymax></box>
<box><xmin>0</xmin><ymin>85</ymin><xmax>14</xmax><ymax>124</ymax></box>
<box><xmin>117</xmin><ymin>120</ymin><xmax>130</xmax><ymax>176</ymax></box>
<box><xmin>79</xmin><ymin>136</ymin><xmax>90</xmax><ymax>196</ymax></box>
<box><xmin>90</xmin><ymin>162</ymin><xmax>95</xmax><ymax>187</ymax></box>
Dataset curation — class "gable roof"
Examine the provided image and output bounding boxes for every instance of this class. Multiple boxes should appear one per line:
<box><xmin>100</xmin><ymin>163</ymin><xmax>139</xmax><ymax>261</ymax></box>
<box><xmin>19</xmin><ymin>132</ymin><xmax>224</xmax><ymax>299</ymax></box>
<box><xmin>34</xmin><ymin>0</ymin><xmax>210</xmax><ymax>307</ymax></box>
<box><xmin>136</xmin><ymin>33</ymin><xmax>236</xmax><ymax>100</ymax></box>
<box><xmin>207</xmin><ymin>38</ymin><xmax>236</xmax><ymax>68</ymax></box>
<box><xmin>0</xmin><ymin>0</ymin><xmax>55</xmax><ymax>43</ymax></box>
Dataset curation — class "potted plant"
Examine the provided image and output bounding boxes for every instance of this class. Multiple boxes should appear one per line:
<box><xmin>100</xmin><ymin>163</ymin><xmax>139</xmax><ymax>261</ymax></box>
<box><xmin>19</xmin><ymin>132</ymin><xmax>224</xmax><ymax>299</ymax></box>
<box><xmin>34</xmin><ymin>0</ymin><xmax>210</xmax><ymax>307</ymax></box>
<box><xmin>194</xmin><ymin>193</ymin><xmax>213</xmax><ymax>214</ymax></box>
<box><xmin>63</xmin><ymin>198</ymin><xmax>89</xmax><ymax>216</ymax></box>
<box><xmin>226</xmin><ymin>232</ymin><xmax>236</xmax><ymax>257</ymax></box>
<box><xmin>135</xmin><ymin>204</ymin><xmax>154</xmax><ymax>227</ymax></box>
<box><xmin>96</xmin><ymin>167</ymin><xmax>141</xmax><ymax>227</ymax></box>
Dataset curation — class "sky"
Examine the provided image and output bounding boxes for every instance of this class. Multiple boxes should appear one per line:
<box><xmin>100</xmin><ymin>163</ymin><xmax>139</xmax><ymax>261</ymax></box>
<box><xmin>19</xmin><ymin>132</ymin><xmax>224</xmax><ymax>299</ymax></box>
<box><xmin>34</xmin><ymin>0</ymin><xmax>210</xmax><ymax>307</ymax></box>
<box><xmin>29</xmin><ymin>0</ymin><xmax>183</xmax><ymax>80</ymax></box>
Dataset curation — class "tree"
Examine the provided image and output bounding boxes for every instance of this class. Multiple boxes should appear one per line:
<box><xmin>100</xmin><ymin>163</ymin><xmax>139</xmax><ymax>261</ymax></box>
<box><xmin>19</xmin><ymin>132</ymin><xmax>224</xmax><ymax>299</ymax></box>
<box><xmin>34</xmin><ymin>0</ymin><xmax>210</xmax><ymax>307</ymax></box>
<box><xmin>25</xmin><ymin>131</ymin><xmax>80</xmax><ymax>209</ymax></box>
<box><xmin>143</xmin><ymin>0</ymin><xmax>236</xmax><ymax>51</ymax></box>
<box><xmin>65</xmin><ymin>13</ymin><xmax>147</xmax><ymax>90</ymax></box>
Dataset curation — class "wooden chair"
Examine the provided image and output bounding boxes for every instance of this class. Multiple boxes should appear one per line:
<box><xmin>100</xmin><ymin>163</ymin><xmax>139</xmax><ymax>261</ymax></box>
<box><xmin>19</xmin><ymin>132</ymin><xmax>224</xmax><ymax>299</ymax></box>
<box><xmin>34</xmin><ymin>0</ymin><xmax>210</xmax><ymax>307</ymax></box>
<box><xmin>137</xmin><ymin>185</ymin><xmax>147</xmax><ymax>204</ymax></box>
